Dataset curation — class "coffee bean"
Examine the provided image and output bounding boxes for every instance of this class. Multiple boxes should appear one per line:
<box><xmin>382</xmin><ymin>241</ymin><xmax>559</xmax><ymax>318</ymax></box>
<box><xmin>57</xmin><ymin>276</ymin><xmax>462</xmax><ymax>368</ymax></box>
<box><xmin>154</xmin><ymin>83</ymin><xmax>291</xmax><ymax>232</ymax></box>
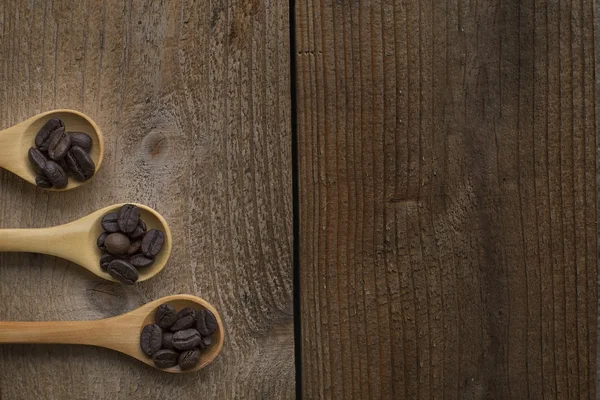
<box><xmin>172</xmin><ymin>329</ymin><xmax>202</xmax><ymax>350</ymax></box>
<box><xmin>28</xmin><ymin>147</ymin><xmax>47</xmax><ymax>173</ymax></box>
<box><xmin>155</xmin><ymin>304</ymin><xmax>178</xmax><ymax>329</ymax></box>
<box><xmin>128</xmin><ymin>240</ymin><xmax>142</xmax><ymax>255</ymax></box>
<box><xmin>130</xmin><ymin>254</ymin><xmax>154</xmax><ymax>268</ymax></box>
<box><xmin>97</xmin><ymin>232</ymin><xmax>109</xmax><ymax>252</ymax></box>
<box><xmin>101</xmin><ymin>212</ymin><xmax>120</xmax><ymax>232</ymax></box>
<box><xmin>47</xmin><ymin>127</ymin><xmax>71</xmax><ymax>160</ymax></box>
<box><xmin>196</xmin><ymin>309</ymin><xmax>218</xmax><ymax>336</ymax></box>
<box><xmin>141</xmin><ymin>229</ymin><xmax>165</xmax><ymax>257</ymax></box>
<box><xmin>129</xmin><ymin>219</ymin><xmax>147</xmax><ymax>239</ymax></box>
<box><xmin>35</xmin><ymin>174</ymin><xmax>52</xmax><ymax>189</ymax></box>
<box><xmin>107</xmin><ymin>259</ymin><xmax>138</xmax><ymax>285</ymax></box>
<box><xmin>152</xmin><ymin>349</ymin><xmax>179</xmax><ymax>369</ymax></box>
<box><xmin>57</xmin><ymin>158</ymin><xmax>69</xmax><ymax>174</ymax></box>
<box><xmin>118</xmin><ymin>204</ymin><xmax>141</xmax><ymax>233</ymax></box>
<box><xmin>170</xmin><ymin>308</ymin><xmax>197</xmax><ymax>332</ymax></box>
<box><xmin>104</xmin><ymin>233</ymin><xmax>131</xmax><ymax>255</ymax></box>
<box><xmin>69</xmin><ymin>132</ymin><xmax>93</xmax><ymax>152</ymax></box>
<box><xmin>99</xmin><ymin>253</ymin><xmax>114</xmax><ymax>271</ymax></box>
<box><xmin>140</xmin><ymin>324</ymin><xmax>163</xmax><ymax>357</ymax></box>
<box><xmin>178</xmin><ymin>349</ymin><xmax>201</xmax><ymax>370</ymax></box>
<box><xmin>162</xmin><ymin>332</ymin><xmax>175</xmax><ymax>350</ymax></box>
<box><xmin>35</xmin><ymin>118</ymin><xmax>64</xmax><ymax>151</ymax></box>
<box><xmin>202</xmin><ymin>335</ymin><xmax>212</xmax><ymax>347</ymax></box>
<box><xmin>65</xmin><ymin>146</ymin><xmax>95</xmax><ymax>181</ymax></box>
<box><xmin>42</xmin><ymin>160</ymin><xmax>68</xmax><ymax>188</ymax></box>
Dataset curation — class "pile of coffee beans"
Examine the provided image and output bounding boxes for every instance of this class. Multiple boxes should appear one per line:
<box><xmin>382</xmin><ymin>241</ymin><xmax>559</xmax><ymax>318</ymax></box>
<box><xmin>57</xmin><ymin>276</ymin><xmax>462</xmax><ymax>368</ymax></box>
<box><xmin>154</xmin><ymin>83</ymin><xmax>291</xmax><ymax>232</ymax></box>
<box><xmin>30</xmin><ymin>118</ymin><xmax>96</xmax><ymax>189</ymax></box>
<box><xmin>141</xmin><ymin>303</ymin><xmax>218</xmax><ymax>370</ymax></box>
<box><xmin>97</xmin><ymin>204</ymin><xmax>165</xmax><ymax>284</ymax></box>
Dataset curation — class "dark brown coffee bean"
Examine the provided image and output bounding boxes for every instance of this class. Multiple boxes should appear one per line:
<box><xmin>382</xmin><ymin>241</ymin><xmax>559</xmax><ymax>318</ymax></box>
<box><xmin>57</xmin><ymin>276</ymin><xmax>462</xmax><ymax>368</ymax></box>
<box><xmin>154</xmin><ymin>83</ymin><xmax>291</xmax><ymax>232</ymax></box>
<box><xmin>198</xmin><ymin>335</ymin><xmax>212</xmax><ymax>350</ymax></box>
<box><xmin>196</xmin><ymin>309</ymin><xmax>218</xmax><ymax>336</ymax></box>
<box><xmin>97</xmin><ymin>232</ymin><xmax>109</xmax><ymax>252</ymax></box>
<box><xmin>118</xmin><ymin>204</ymin><xmax>141</xmax><ymax>233</ymax></box>
<box><xmin>42</xmin><ymin>160</ymin><xmax>68</xmax><ymax>188</ymax></box>
<box><xmin>28</xmin><ymin>147</ymin><xmax>47</xmax><ymax>173</ymax></box>
<box><xmin>162</xmin><ymin>332</ymin><xmax>175</xmax><ymax>350</ymax></box>
<box><xmin>178</xmin><ymin>349</ymin><xmax>201</xmax><ymax>370</ymax></box>
<box><xmin>65</xmin><ymin>146</ymin><xmax>95</xmax><ymax>181</ymax></box>
<box><xmin>129</xmin><ymin>219</ymin><xmax>147</xmax><ymax>239</ymax></box>
<box><xmin>57</xmin><ymin>158</ymin><xmax>69</xmax><ymax>174</ymax></box>
<box><xmin>128</xmin><ymin>240</ymin><xmax>142</xmax><ymax>255</ymax></box>
<box><xmin>101</xmin><ymin>212</ymin><xmax>120</xmax><ymax>232</ymax></box>
<box><xmin>172</xmin><ymin>329</ymin><xmax>202</xmax><ymax>350</ymax></box>
<box><xmin>141</xmin><ymin>229</ymin><xmax>165</xmax><ymax>257</ymax></box>
<box><xmin>99</xmin><ymin>253</ymin><xmax>114</xmax><ymax>271</ymax></box>
<box><xmin>130</xmin><ymin>254</ymin><xmax>154</xmax><ymax>268</ymax></box>
<box><xmin>107</xmin><ymin>259</ymin><xmax>138</xmax><ymax>285</ymax></box>
<box><xmin>140</xmin><ymin>324</ymin><xmax>163</xmax><ymax>357</ymax></box>
<box><xmin>152</xmin><ymin>349</ymin><xmax>179</xmax><ymax>369</ymax></box>
<box><xmin>47</xmin><ymin>127</ymin><xmax>71</xmax><ymax>160</ymax></box>
<box><xmin>35</xmin><ymin>118</ymin><xmax>64</xmax><ymax>151</ymax></box>
<box><xmin>170</xmin><ymin>307</ymin><xmax>197</xmax><ymax>332</ymax></box>
<box><xmin>68</xmin><ymin>132</ymin><xmax>93</xmax><ymax>152</ymax></box>
<box><xmin>35</xmin><ymin>174</ymin><xmax>52</xmax><ymax>188</ymax></box>
<box><xmin>155</xmin><ymin>304</ymin><xmax>178</xmax><ymax>329</ymax></box>
<box><xmin>104</xmin><ymin>233</ymin><xmax>131</xmax><ymax>255</ymax></box>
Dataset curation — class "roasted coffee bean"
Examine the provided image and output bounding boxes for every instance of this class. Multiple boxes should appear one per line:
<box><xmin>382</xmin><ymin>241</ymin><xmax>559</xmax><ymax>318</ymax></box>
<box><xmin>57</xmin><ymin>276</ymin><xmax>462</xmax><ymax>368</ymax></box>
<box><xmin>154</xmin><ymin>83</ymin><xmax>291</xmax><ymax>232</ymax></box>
<box><xmin>196</xmin><ymin>309</ymin><xmax>218</xmax><ymax>336</ymax></box>
<box><xmin>141</xmin><ymin>229</ymin><xmax>165</xmax><ymax>257</ymax></box>
<box><xmin>172</xmin><ymin>329</ymin><xmax>202</xmax><ymax>350</ymax></box>
<box><xmin>35</xmin><ymin>118</ymin><xmax>64</xmax><ymax>151</ymax></box>
<box><xmin>152</xmin><ymin>349</ymin><xmax>179</xmax><ymax>369</ymax></box>
<box><xmin>57</xmin><ymin>158</ymin><xmax>69</xmax><ymax>174</ymax></box>
<box><xmin>170</xmin><ymin>307</ymin><xmax>197</xmax><ymax>332</ymax></box>
<box><xmin>35</xmin><ymin>174</ymin><xmax>52</xmax><ymax>188</ymax></box>
<box><xmin>97</xmin><ymin>232</ymin><xmax>109</xmax><ymax>252</ymax></box>
<box><xmin>107</xmin><ymin>259</ymin><xmax>138</xmax><ymax>285</ymax></box>
<box><xmin>104</xmin><ymin>233</ymin><xmax>131</xmax><ymax>255</ymax></box>
<box><xmin>198</xmin><ymin>334</ymin><xmax>212</xmax><ymax>350</ymax></box>
<box><xmin>42</xmin><ymin>160</ymin><xmax>68</xmax><ymax>189</ymax></box>
<box><xmin>129</xmin><ymin>219</ymin><xmax>147</xmax><ymax>239</ymax></box>
<box><xmin>140</xmin><ymin>324</ymin><xmax>163</xmax><ymax>357</ymax></box>
<box><xmin>130</xmin><ymin>254</ymin><xmax>154</xmax><ymax>268</ymax></box>
<box><xmin>69</xmin><ymin>132</ymin><xmax>93</xmax><ymax>152</ymax></box>
<box><xmin>101</xmin><ymin>212</ymin><xmax>120</xmax><ymax>232</ymax></box>
<box><xmin>99</xmin><ymin>253</ymin><xmax>114</xmax><ymax>271</ymax></box>
<box><xmin>28</xmin><ymin>147</ymin><xmax>47</xmax><ymax>173</ymax></box>
<box><xmin>65</xmin><ymin>146</ymin><xmax>95</xmax><ymax>181</ymax></box>
<box><xmin>155</xmin><ymin>304</ymin><xmax>178</xmax><ymax>329</ymax></box>
<box><xmin>118</xmin><ymin>204</ymin><xmax>141</xmax><ymax>233</ymax></box>
<box><xmin>128</xmin><ymin>240</ymin><xmax>142</xmax><ymax>255</ymax></box>
<box><xmin>47</xmin><ymin>127</ymin><xmax>71</xmax><ymax>160</ymax></box>
<box><xmin>178</xmin><ymin>349</ymin><xmax>201</xmax><ymax>370</ymax></box>
<box><xmin>162</xmin><ymin>332</ymin><xmax>175</xmax><ymax>350</ymax></box>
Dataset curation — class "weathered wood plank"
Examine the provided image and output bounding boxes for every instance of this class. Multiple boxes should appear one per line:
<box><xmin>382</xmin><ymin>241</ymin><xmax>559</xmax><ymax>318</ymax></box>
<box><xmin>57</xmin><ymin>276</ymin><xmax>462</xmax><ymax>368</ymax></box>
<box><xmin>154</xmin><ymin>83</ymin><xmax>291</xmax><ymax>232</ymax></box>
<box><xmin>296</xmin><ymin>1</ymin><xmax>598</xmax><ymax>398</ymax></box>
<box><xmin>0</xmin><ymin>1</ymin><xmax>293</xmax><ymax>399</ymax></box>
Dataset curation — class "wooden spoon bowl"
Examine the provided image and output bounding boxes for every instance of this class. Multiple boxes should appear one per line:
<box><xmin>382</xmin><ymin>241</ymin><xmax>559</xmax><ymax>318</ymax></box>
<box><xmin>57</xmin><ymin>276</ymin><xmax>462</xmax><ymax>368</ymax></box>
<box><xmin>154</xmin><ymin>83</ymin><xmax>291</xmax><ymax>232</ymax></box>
<box><xmin>0</xmin><ymin>295</ymin><xmax>224</xmax><ymax>373</ymax></box>
<box><xmin>0</xmin><ymin>109</ymin><xmax>104</xmax><ymax>190</ymax></box>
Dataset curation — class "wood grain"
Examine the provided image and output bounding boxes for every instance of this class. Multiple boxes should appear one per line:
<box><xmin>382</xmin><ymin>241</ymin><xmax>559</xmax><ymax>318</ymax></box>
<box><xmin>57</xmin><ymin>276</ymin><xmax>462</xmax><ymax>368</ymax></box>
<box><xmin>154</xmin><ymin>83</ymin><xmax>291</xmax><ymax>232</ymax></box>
<box><xmin>0</xmin><ymin>0</ymin><xmax>293</xmax><ymax>399</ymax></box>
<box><xmin>296</xmin><ymin>1</ymin><xmax>597</xmax><ymax>399</ymax></box>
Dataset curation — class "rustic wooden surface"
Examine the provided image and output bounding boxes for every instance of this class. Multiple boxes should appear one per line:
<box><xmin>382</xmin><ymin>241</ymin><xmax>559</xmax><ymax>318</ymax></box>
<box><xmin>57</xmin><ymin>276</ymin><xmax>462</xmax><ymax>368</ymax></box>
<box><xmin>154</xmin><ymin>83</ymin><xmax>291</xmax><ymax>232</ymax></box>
<box><xmin>0</xmin><ymin>1</ymin><xmax>293</xmax><ymax>399</ymax></box>
<box><xmin>297</xmin><ymin>1</ymin><xmax>598</xmax><ymax>399</ymax></box>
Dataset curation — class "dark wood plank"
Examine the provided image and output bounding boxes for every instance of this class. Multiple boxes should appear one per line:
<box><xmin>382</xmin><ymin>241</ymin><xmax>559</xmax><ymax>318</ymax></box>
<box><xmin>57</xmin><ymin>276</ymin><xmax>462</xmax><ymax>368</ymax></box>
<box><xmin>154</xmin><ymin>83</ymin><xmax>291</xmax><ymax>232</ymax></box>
<box><xmin>296</xmin><ymin>1</ymin><xmax>597</xmax><ymax>398</ymax></box>
<box><xmin>0</xmin><ymin>0</ymin><xmax>293</xmax><ymax>398</ymax></box>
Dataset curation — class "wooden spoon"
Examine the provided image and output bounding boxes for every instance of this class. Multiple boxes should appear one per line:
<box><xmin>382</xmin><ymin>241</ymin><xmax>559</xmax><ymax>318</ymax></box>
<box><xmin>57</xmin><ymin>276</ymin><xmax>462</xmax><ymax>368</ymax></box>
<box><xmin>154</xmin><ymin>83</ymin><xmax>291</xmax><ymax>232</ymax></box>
<box><xmin>0</xmin><ymin>294</ymin><xmax>224</xmax><ymax>373</ymax></box>
<box><xmin>0</xmin><ymin>109</ymin><xmax>104</xmax><ymax>190</ymax></box>
<box><xmin>0</xmin><ymin>203</ymin><xmax>172</xmax><ymax>283</ymax></box>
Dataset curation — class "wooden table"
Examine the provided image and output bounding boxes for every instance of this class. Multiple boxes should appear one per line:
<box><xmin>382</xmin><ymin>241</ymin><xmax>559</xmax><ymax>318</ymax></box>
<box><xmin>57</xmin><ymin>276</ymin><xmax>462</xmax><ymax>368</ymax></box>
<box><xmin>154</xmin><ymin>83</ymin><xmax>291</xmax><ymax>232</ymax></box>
<box><xmin>0</xmin><ymin>1</ymin><xmax>293</xmax><ymax>399</ymax></box>
<box><xmin>0</xmin><ymin>1</ymin><xmax>598</xmax><ymax>399</ymax></box>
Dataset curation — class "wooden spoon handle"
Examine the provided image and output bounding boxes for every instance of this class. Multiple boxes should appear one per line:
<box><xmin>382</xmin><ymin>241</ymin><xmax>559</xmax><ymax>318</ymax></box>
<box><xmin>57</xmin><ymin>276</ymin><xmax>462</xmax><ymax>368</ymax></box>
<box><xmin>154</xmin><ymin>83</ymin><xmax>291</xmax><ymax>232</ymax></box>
<box><xmin>0</xmin><ymin>320</ymin><xmax>106</xmax><ymax>345</ymax></box>
<box><xmin>0</xmin><ymin>228</ymin><xmax>66</xmax><ymax>254</ymax></box>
